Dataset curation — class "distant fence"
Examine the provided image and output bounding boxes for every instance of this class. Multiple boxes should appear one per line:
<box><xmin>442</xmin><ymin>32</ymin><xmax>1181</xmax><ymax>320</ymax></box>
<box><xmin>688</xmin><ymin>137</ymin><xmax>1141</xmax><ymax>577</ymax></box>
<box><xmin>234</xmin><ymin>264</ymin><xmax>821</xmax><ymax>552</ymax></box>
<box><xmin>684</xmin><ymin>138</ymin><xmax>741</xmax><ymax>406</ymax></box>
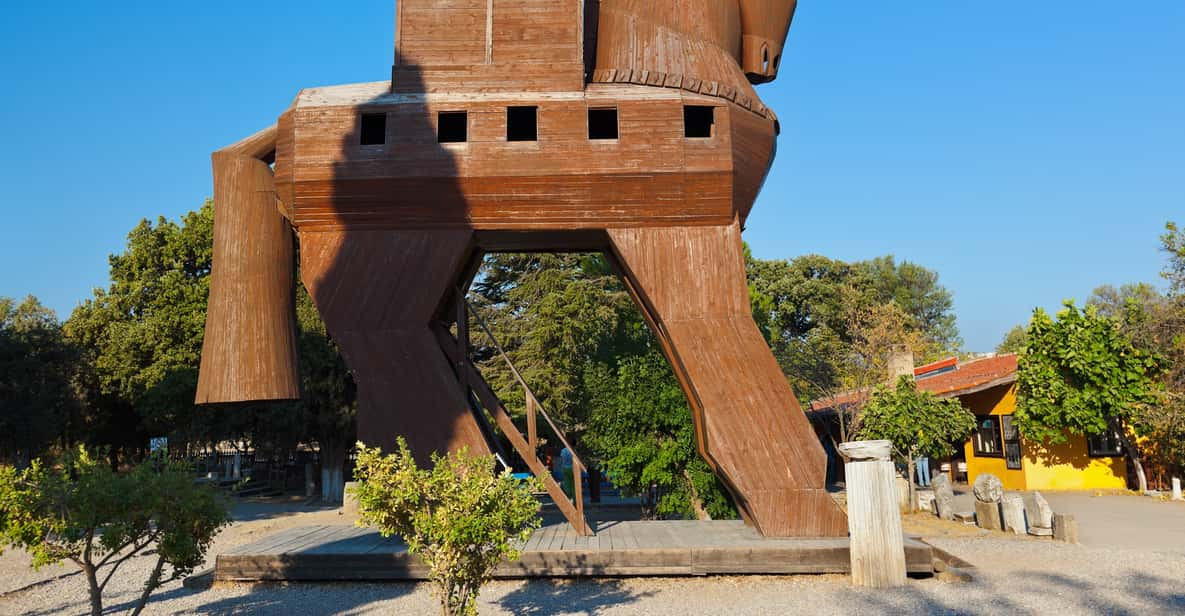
<box><xmin>179</xmin><ymin>447</ymin><xmax>356</xmax><ymax>494</ymax></box>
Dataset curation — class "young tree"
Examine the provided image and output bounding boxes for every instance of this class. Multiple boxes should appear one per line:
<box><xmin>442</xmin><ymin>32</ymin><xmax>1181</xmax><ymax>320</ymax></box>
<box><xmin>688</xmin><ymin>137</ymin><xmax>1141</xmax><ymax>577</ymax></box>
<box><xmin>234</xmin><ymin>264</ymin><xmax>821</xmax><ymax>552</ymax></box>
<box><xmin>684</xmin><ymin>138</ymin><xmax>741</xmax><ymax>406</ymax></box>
<box><xmin>351</xmin><ymin>439</ymin><xmax>541</xmax><ymax>616</ymax></box>
<box><xmin>0</xmin><ymin>448</ymin><xmax>230</xmax><ymax>616</ymax></box>
<box><xmin>831</xmin><ymin>297</ymin><xmax>924</xmax><ymax>443</ymax></box>
<box><xmin>1016</xmin><ymin>302</ymin><xmax>1166</xmax><ymax>492</ymax></box>
<box><xmin>857</xmin><ymin>376</ymin><xmax>976</xmax><ymax>508</ymax></box>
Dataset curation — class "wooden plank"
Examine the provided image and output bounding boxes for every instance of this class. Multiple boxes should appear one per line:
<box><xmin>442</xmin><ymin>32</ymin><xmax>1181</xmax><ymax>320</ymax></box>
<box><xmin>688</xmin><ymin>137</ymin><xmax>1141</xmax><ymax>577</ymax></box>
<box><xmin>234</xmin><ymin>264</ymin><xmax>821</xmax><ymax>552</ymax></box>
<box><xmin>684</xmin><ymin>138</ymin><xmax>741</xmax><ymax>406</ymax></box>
<box><xmin>617</xmin><ymin>523</ymin><xmax>641</xmax><ymax>550</ymax></box>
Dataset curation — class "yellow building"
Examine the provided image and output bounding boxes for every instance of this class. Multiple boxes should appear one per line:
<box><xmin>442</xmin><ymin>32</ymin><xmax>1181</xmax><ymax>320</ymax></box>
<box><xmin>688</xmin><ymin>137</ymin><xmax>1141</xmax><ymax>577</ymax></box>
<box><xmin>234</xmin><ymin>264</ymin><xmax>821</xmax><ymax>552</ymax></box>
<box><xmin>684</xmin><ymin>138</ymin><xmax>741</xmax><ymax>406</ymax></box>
<box><xmin>916</xmin><ymin>355</ymin><xmax>1128</xmax><ymax>491</ymax></box>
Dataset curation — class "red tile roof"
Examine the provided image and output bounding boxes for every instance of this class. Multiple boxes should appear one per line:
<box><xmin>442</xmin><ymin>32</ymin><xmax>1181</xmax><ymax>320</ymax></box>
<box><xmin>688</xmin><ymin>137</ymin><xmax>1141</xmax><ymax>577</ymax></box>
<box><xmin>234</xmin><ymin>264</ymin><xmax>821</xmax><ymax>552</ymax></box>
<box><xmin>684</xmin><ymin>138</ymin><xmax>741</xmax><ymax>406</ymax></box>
<box><xmin>807</xmin><ymin>354</ymin><xmax>1018</xmax><ymax>414</ymax></box>
<box><xmin>915</xmin><ymin>354</ymin><xmax>1017</xmax><ymax>397</ymax></box>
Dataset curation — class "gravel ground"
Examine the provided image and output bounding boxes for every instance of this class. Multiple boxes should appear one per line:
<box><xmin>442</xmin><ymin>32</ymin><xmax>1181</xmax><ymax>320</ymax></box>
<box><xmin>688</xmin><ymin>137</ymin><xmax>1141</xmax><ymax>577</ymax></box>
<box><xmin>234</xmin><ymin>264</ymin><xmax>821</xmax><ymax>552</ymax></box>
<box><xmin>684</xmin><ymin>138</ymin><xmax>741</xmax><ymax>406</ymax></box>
<box><xmin>3</xmin><ymin>498</ymin><xmax>1183</xmax><ymax>615</ymax></box>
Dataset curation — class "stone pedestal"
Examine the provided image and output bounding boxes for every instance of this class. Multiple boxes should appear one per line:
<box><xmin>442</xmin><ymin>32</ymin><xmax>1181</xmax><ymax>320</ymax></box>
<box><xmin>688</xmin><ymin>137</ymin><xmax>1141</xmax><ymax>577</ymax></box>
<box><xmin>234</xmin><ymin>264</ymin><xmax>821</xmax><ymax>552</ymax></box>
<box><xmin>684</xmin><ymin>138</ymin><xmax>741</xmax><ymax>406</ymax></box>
<box><xmin>342</xmin><ymin>481</ymin><xmax>360</xmax><ymax>516</ymax></box>
<box><xmin>839</xmin><ymin>441</ymin><xmax>907</xmax><ymax>588</ymax></box>
<box><xmin>895</xmin><ymin>477</ymin><xmax>911</xmax><ymax>512</ymax></box>
<box><xmin>974</xmin><ymin>500</ymin><xmax>1002</xmax><ymax>531</ymax></box>
<box><xmin>1173</xmin><ymin>477</ymin><xmax>1182</xmax><ymax>501</ymax></box>
<box><xmin>1053</xmin><ymin>513</ymin><xmax>1079</xmax><ymax>543</ymax></box>
<box><xmin>1001</xmin><ymin>495</ymin><xmax>1027</xmax><ymax>534</ymax></box>
<box><xmin>932</xmin><ymin>474</ymin><xmax>955</xmax><ymax>521</ymax></box>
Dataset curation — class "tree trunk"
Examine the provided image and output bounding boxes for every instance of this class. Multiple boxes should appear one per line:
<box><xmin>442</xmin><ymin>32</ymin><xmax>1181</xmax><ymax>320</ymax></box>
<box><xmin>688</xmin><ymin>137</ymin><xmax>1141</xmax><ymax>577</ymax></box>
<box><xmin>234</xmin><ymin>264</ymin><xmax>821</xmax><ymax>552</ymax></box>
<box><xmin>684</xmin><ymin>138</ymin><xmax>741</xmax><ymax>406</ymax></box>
<box><xmin>587</xmin><ymin>465</ymin><xmax>602</xmax><ymax>503</ymax></box>
<box><xmin>82</xmin><ymin>563</ymin><xmax>103</xmax><ymax>616</ymax></box>
<box><xmin>320</xmin><ymin>441</ymin><xmax>347</xmax><ymax>503</ymax></box>
<box><xmin>1112</xmin><ymin>421</ymin><xmax>1148</xmax><ymax>493</ymax></box>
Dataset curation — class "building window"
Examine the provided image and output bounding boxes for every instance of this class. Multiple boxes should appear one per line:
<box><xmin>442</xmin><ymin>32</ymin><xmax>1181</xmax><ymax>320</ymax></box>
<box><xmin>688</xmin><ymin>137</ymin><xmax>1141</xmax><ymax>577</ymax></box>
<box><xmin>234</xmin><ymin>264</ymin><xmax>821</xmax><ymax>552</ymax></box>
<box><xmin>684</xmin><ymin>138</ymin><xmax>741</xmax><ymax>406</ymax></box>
<box><xmin>684</xmin><ymin>105</ymin><xmax>715</xmax><ymax>138</ymax></box>
<box><xmin>437</xmin><ymin>111</ymin><xmax>468</xmax><ymax>143</ymax></box>
<box><xmin>1001</xmin><ymin>415</ymin><xmax>1023</xmax><ymax>470</ymax></box>
<box><xmin>507</xmin><ymin>106</ymin><xmax>538</xmax><ymax>142</ymax></box>
<box><xmin>359</xmin><ymin>113</ymin><xmax>386</xmax><ymax>146</ymax></box>
<box><xmin>1088</xmin><ymin>431</ymin><xmax>1124</xmax><ymax>457</ymax></box>
<box><xmin>973</xmin><ymin>416</ymin><xmax>1003</xmax><ymax>458</ymax></box>
<box><xmin>588</xmin><ymin>108</ymin><xmax>618</xmax><ymax>140</ymax></box>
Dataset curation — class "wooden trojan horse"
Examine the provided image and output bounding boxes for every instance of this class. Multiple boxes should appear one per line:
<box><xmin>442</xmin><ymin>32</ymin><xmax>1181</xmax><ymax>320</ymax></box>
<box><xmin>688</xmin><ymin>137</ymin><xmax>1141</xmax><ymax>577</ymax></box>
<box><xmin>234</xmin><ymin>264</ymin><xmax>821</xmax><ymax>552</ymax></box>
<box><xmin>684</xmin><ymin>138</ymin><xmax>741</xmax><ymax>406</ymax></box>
<box><xmin>196</xmin><ymin>0</ymin><xmax>847</xmax><ymax>538</ymax></box>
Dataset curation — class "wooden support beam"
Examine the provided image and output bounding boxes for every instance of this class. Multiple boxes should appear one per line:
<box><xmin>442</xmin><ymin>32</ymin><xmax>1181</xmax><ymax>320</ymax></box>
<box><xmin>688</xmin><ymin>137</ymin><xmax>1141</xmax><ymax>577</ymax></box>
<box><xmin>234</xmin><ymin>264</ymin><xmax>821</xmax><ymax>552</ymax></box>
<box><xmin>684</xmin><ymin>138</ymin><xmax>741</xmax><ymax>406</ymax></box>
<box><xmin>433</xmin><ymin>325</ymin><xmax>593</xmax><ymax>536</ymax></box>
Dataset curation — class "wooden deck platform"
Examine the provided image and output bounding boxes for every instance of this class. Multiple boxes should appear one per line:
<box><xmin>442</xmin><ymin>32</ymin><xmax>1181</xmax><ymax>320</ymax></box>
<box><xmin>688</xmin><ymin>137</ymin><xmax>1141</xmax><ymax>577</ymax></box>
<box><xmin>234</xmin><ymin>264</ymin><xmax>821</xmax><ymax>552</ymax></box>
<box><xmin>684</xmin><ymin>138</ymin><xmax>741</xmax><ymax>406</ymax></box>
<box><xmin>214</xmin><ymin>521</ymin><xmax>935</xmax><ymax>581</ymax></box>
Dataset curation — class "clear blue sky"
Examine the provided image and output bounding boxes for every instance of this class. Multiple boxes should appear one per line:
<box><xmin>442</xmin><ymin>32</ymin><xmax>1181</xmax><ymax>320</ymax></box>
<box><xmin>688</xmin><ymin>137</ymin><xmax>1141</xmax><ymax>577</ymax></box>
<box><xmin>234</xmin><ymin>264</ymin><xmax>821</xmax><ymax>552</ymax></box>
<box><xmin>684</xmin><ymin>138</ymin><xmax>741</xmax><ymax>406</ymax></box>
<box><xmin>1</xmin><ymin>2</ymin><xmax>1181</xmax><ymax>351</ymax></box>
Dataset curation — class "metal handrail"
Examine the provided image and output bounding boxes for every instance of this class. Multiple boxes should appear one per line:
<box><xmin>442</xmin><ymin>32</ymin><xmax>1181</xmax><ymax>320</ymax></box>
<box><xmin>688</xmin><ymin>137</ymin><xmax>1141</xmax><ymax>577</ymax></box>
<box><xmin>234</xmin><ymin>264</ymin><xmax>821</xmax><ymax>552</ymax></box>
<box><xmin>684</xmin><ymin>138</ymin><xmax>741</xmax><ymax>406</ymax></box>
<box><xmin>464</xmin><ymin>300</ymin><xmax>588</xmax><ymax>472</ymax></box>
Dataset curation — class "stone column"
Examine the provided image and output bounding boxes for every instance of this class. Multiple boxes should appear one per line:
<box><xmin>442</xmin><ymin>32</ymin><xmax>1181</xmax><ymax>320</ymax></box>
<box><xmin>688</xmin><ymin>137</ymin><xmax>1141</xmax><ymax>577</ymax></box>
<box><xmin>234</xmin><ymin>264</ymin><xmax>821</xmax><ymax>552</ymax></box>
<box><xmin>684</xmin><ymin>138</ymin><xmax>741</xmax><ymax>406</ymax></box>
<box><xmin>1172</xmin><ymin>478</ymin><xmax>1182</xmax><ymax>501</ymax></box>
<box><xmin>839</xmin><ymin>440</ymin><xmax>907</xmax><ymax>588</ymax></box>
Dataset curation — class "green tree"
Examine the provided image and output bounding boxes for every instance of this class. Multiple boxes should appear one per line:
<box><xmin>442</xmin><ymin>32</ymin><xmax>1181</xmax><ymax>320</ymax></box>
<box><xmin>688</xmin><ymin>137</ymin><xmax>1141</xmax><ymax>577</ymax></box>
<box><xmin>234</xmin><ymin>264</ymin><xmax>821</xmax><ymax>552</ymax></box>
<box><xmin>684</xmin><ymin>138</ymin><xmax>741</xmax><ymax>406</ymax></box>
<box><xmin>0</xmin><ymin>296</ymin><xmax>77</xmax><ymax>465</ymax></box>
<box><xmin>745</xmin><ymin>253</ymin><xmax>960</xmax><ymax>404</ymax></box>
<box><xmin>582</xmin><ymin>351</ymin><xmax>736</xmax><ymax>520</ymax></box>
<box><xmin>470</xmin><ymin>253</ymin><xmax>737</xmax><ymax>520</ymax></box>
<box><xmin>471</xmin><ymin>253</ymin><xmax>629</xmax><ymax>430</ymax></box>
<box><xmin>859</xmin><ymin>256</ymin><xmax>963</xmax><ymax>356</ymax></box>
<box><xmin>996</xmin><ymin>325</ymin><xmax>1028</xmax><ymax>355</ymax></box>
<box><xmin>1015</xmin><ymin>302</ymin><xmax>1165</xmax><ymax>492</ymax></box>
<box><xmin>296</xmin><ymin>285</ymin><xmax>356</xmax><ymax>502</ymax></box>
<box><xmin>857</xmin><ymin>376</ymin><xmax>976</xmax><ymax>507</ymax></box>
<box><xmin>0</xmin><ymin>448</ymin><xmax>230</xmax><ymax>616</ymax></box>
<box><xmin>1089</xmin><ymin>282</ymin><xmax>1185</xmax><ymax>485</ymax></box>
<box><xmin>64</xmin><ymin>203</ymin><xmax>215</xmax><ymax>455</ymax></box>
<box><xmin>352</xmin><ymin>439</ymin><xmax>541</xmax><ymax>616</ymax></box>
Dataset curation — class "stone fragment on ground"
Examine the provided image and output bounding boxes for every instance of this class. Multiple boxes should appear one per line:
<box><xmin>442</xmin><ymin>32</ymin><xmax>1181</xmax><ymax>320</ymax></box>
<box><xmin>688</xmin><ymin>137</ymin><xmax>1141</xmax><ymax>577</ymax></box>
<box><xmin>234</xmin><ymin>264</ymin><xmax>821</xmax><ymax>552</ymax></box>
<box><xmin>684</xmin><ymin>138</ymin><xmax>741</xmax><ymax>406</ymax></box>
<box><xmin>932</xmin><ymin>474</ymin><xmax>956</xmax><ymax>521</ymax></box>
<box><xmin>916</xmin><ymin>489</ymin><xmax>936</xmax><ymax>514</ymax></box>
<box><xmin>974</xmin><ymin>500</ymin><xmax>1002</xmax><ymax>531</ymax></box>
<box><xmin>1054</xmin><ymin>513</ymin><xmax>1079</xmax><ymax>544</ymax></box>
<box><xmin>1023</xmin><ymin>491</ymin><xmax>1054</xmax><ymax>529</ymax></box>
<box><xmin>1001</xmin><ymin>495</ymin><xmax>1027</xmax><ymax>535</ymax></box>
<box><xmin>973</xmin><ymin>473</ymin><xmax>1003</xmax><ymax>503</ymax></box>
<box><xmin>954</xmin><ymin>511</ymin><xmax>976</xmax><ymax>525</ymax></box>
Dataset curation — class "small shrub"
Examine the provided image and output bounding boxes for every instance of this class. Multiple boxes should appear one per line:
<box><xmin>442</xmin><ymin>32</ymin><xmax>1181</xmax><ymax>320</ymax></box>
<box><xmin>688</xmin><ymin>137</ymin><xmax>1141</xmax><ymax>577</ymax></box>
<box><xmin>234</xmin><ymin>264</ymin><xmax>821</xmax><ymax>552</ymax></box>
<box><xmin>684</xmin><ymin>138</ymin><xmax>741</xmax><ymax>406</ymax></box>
<box><xmin>351</xmin><ymin>439</ymin><xmax>542</xmax><ymax>616</ymax></box>
<box><xmin>0</xmin><ymin>447</ymin><xmax>231</xmax><ymax>616</ymax></box>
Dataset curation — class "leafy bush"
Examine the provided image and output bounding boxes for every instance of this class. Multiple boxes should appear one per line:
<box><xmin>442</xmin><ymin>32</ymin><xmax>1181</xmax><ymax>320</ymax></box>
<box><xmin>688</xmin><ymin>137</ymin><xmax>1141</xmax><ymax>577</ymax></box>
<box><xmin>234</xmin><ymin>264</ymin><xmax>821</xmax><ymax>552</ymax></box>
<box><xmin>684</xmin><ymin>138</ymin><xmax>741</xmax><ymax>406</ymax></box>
<box><xmin>0</xmin><ymin>447</ymin><xmax>230</xmax><ymax>616</ymax></box>
<box><xmin>351</xmin><ymin>439</ymin><xmax>542</xmax><ymax>616</ymax></box>
<box><xmin>1017</xmin><ymin>301</ymin><xmax>1165</xmax><ymax>491</ymax></box>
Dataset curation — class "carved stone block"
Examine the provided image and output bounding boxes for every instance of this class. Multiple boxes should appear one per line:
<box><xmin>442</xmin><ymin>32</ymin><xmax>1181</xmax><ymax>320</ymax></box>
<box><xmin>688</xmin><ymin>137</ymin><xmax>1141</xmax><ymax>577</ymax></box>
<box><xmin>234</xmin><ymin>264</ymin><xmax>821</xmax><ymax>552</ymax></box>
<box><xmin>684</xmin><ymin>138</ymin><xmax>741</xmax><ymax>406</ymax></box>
<box><xmin>974</xmin><ymin>500</ymin><xmax>1002</xmax><ymax>531</ymax></box>
<box><xmin>973</xmin><ymin>473</ymin><xmax>1004</xmax><ymax>503</ymax></box>
<box><xmin>1001</xmin><ymin>495</ymin><xmax>1027</xmax><ymax>535</ymax></box>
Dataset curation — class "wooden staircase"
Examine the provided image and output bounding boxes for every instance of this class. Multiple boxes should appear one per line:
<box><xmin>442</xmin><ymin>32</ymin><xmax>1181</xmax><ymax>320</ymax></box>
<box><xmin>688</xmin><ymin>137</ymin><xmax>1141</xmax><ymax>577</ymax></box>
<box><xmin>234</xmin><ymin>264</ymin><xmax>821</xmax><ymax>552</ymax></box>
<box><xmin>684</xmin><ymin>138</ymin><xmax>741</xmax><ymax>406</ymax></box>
<box><xmin>432</xmin><ymin>298</ymin><xmax>593</xmax><ymax>536</ymax></box>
